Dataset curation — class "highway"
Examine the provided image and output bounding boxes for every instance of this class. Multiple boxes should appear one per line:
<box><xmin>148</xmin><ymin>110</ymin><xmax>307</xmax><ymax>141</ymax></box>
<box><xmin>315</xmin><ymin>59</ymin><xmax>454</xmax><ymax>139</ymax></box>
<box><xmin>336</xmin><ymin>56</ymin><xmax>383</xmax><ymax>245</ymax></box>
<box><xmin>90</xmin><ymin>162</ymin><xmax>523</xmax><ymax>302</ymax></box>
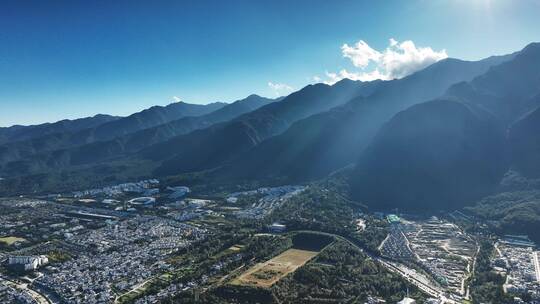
<box><xmin>289</xmin><ymin>230</ymin><xmax>452</xmax><ymax>302</ymax></box>
<box><xmin>376</xmin><ymin>258</ymin><xmax>442</xmax><ymax>298</ymax></box>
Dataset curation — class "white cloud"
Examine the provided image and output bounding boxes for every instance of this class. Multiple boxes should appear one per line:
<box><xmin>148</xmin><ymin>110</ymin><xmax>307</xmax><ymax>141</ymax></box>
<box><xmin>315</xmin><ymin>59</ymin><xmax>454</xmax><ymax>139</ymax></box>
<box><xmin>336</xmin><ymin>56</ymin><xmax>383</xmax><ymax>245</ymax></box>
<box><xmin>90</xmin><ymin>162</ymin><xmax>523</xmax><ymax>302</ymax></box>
<box><xmin>324</xmin><ymin>71</ymin><xmax>341</xmax><ymax>85</ymax></box>
<box><xmin>268</xmin><ymin>82</ymin><xmax>294</xmax><ymax>97</ymax></box>
<box><xmin>380</xmin><ymin>39</ymin><xmax>448</xmax><ymax>79</ymax></box>
<box><xmin>342</xmin><ymin>40</ymin><xmax>382</xmax><ymax>69</ymax></box>
<box><xmin>172</xmin><ymin>96</ymin><xmax>181</xmax><ymax>102</ymax></box>
<box><xmin>324</xmin><ymin>38</ymin><xmax>448</xmax><ymax>84</ymax></box>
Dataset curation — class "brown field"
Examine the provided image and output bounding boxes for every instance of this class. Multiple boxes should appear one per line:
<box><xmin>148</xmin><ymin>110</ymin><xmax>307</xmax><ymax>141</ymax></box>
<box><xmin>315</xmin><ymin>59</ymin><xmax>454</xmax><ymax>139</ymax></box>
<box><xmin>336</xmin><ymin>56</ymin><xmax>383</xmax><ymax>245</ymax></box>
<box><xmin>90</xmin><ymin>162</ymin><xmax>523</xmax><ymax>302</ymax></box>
<box><xmin>231</xmin><ymin>248</ymin><xmax>318</xmax><ymax>288</ymax></box>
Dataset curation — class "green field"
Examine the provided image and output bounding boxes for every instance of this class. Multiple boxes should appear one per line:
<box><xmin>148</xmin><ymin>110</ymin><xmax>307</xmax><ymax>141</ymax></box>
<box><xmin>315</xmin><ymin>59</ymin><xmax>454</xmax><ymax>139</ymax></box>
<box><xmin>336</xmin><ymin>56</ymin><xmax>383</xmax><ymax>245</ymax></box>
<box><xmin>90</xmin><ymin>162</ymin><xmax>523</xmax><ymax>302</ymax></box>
<box><xmin>0</xmin><ymin>236</ymin><xmax>26</xmax><ymax>245</ymax></box>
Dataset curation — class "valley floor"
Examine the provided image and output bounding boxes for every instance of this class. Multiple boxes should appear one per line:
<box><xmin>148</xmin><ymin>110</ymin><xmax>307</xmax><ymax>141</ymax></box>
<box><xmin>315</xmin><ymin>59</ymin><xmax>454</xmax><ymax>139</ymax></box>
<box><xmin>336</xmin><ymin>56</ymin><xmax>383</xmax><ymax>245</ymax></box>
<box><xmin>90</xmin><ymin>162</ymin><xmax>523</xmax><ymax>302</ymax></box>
<box><xmin>0</xmin><ymin>181</ymin><xmax>538</xmax><ymax>304</ymax></box>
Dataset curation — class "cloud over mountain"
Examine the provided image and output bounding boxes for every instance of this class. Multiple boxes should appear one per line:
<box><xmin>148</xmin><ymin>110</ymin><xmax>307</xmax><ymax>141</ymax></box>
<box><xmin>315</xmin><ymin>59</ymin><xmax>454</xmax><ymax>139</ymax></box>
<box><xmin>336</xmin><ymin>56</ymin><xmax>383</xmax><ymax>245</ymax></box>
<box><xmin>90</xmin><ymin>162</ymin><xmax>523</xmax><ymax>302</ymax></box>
<box><xmin>268</xmin><ymin>82</ymin><xmax>294</xmax><ymax>96</ymax></box>
<box><xmin>324</xmin><ymin>38</ymin><xmax>448</xmax><ymax>84</ymax></box>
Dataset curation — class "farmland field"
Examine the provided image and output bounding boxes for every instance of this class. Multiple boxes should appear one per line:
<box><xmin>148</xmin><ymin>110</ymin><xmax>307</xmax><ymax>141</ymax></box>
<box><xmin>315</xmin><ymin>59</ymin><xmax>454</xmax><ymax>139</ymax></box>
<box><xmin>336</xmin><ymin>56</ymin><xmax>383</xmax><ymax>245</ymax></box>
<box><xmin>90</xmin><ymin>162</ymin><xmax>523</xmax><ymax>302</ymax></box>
<box><xmin>231</xmin><ymin>248</ymin><xmax>318</xmax><ymax>288</ymax></box>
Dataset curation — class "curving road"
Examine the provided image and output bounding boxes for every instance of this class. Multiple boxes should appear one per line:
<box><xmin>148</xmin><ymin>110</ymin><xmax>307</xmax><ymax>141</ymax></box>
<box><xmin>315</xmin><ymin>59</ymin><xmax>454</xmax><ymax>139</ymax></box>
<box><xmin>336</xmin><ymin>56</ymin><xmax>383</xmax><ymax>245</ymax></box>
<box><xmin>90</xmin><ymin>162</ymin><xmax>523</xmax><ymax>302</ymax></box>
<box><xmin>1</xmin><ymin>276</ymin><xmax>52</xmax><ymax>304</ymax></box>
<box><xmin>289</xmin><ymin>230</ymin><xmax>455</xmax><ymax>302</ymax></box>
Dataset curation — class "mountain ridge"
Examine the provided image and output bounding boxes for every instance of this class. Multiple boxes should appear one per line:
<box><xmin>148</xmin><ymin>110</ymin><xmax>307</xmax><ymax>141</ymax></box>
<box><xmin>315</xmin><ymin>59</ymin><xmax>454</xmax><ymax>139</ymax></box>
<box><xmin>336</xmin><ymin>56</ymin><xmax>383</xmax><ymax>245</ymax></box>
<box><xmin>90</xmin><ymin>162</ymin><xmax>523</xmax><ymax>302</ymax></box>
<box><xmin>0</xmin><ymin>95</ymin><xmax>273</xmax><ymax>175</ymax></box>
<box><xmin>148</xmin><ymin>78</ymin><xmax>384</xmax><ymax>176</ymax></box>
<box><xmin>0</xmin><ymin>101</ymin><xmax>228</xmax><ymax>170</ymax></box>
<box><xmin>214</xmin><ymin>53</ymin><xmax>515</xmax><ymax>182</ymax></box>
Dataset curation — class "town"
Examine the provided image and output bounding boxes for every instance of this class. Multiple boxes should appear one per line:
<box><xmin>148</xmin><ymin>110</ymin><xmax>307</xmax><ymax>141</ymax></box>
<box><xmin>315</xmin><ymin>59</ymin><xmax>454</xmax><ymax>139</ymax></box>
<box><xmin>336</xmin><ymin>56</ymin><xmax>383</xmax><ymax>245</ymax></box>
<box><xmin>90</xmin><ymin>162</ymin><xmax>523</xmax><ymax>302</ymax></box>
<box><xmin>0</xmin><ymin>180</ymin><xmax>310</xmax><ymax>303</ymax></box>
<box><xmin>1</xmin><ymin>179</ymin><xmax>540</xmax><ymax>303</ymax></box>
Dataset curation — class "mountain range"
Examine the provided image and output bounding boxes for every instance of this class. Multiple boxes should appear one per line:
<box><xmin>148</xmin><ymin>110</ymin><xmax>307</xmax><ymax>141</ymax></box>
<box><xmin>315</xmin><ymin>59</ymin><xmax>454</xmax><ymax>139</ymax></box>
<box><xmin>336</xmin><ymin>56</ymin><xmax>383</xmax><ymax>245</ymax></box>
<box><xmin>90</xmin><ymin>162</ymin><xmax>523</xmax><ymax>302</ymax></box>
<box><xmin>0</xmin><ymin>114</ymin><xmax>120</xmax><ymax>145</ymax></box>
<box><xmin>0</xmin><ymin>101</ymin><xmax>227</xmax><ymax>169</ymax></box>
<box><xmin>218</xmin><ymin>53</ymin><xmax>514</xmax><ymax>182</ymax></box>
<box><xmin>2</xmin><ymin>43</ymin><xmax>540</xmax><ymax>223</ymax></box>
<box><xmin>0</xmin><ymin>97</ymin><xmax>268</xmax><ymax>174</ymax></box>
<box><xmin>350</xmin><ymin>42</ymin><xmax>540</xmax><ymax>210</ymax></box>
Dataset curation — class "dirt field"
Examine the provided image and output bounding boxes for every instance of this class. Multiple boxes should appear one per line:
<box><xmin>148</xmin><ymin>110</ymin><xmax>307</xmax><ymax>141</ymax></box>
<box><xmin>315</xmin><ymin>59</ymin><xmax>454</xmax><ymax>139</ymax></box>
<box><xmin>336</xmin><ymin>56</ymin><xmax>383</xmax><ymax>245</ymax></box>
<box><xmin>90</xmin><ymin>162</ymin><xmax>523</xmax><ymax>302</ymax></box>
<box><xmin>231</xmin><ymin>248</ymin><xmax>318</xmax><ymax>288</ymax></box>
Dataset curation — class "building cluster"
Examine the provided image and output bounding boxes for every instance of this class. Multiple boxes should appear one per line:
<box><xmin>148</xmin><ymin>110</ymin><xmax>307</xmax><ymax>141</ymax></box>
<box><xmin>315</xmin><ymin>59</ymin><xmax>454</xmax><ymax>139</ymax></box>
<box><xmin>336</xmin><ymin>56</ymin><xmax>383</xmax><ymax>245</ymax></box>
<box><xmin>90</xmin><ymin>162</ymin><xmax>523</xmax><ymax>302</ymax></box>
<box><xmin>2</xmin><ymin>190</ymin><xmax>499</xmax><ymax>304</ymax></box>
<box><xmin>166</xmin><ymin>209</ymin><xmax>212</xmax><ymax>222</ymax></box>
<box><xmin>162</xmin><ymin>198</ymin><xmax>215</xmax><ymax>222</ymax></box>
<box><xmin>494</xmin><ymin>241</ymin><xmax>540</xmax><ymax>300</ymax></box>
<box><xmin>379</xmin><ymin>223</ymin><xmax>415</xmax><ymax>260</ymax></box>
<box><xmin>166</xmin><ymin>186</ymin><xmax>191</xmax><ymax>199</ymax></box>
<box><xmin>0</xmin><ymin>199</ymin><xmax>113</xmax><ymax>248</ymax></box>
<box><xmin>0</xmin><ymin>284</ymin><xmax>37</xmax><ymax>304</ymax></box>
<box><xmin>378</xmin><ymin>215</ymin><xmax>476</xmax><ymax>303</ymax></box>
<box><xmin>404</xmin><ymin>217</ymin><xmax>475</xmax><ymax>301</ymax></box>
<box><xmin>35</xmin><ymin>216</ymin><xmax>206</xmax><ymax>303</ymax></box>
<box><xmin>72</xmin><ymin>179</ymin><xmax>159</xmax><ymax>198</ymax></box>
<box><xmin>133</xmin><ymin>252</ymin><xmax>244</xmax><ymax>303</ymax></box>
<box><xmin>232</xmin><ymin>185</ymin><xmax>306</xmax><ymax>219</ymax></box>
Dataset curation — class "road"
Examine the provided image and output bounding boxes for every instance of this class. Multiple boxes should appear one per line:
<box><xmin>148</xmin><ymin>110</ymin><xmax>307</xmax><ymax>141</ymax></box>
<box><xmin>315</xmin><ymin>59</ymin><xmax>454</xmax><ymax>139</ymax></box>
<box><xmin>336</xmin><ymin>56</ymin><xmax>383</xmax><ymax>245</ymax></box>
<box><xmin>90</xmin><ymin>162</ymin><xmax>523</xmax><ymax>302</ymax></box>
<box><xmin>464</xmin><ymin>241</ymin><xmax>480</xmax><ymax>300</ymax></box>
<box><xmin>114</xmin><ymin>278</ymin><xmax>154</xmax><ymax>303</ymax></box>
<box><xmin>376</xmin><ymin>257</ymin><xmax>442</xmax><ymax>298</ymax></box>
<box><xmin>1</xmin><ymin>275</ymin><xmax>52</xmax><ymax>304</ymax></box>
<box><xmin>290</xmin><ymin>230</ymin><xmax>450</xmax><ymax>301</ymax></box>
<box><xmin>533</xmin><ymin>250</ymin><xmax>540</xmax><ymax>283</ymax></box>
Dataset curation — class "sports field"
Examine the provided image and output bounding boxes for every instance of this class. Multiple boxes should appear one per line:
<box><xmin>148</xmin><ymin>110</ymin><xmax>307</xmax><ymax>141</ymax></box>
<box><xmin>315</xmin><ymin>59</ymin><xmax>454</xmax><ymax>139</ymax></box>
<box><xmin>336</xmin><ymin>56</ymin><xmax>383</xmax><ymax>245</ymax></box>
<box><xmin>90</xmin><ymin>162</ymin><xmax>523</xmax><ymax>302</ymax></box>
<box><xmin>231</xmin><ymin>248</ymin><xmax>318</xmax><ymax>288</ymax></box>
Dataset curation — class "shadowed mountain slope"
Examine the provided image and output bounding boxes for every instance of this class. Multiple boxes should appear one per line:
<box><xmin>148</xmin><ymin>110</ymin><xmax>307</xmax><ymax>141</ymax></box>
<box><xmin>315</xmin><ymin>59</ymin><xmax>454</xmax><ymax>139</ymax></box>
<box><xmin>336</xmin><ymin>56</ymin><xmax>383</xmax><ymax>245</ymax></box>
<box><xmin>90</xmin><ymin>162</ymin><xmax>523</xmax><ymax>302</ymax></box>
<box><xmin>218</xmin><ymin>53</ymin><xmax>514</xmax><ymax>182</ymax></box>
<box><xmin>509</xmin><ymin>102</ymin><xmax>540</xmax><ymax>178</ymax></box>
<box><xmin>348</xmin><ymin>43</ymin><xmax>540</xmax><ymax>211</ymax></box>
<box><xmin>148</xmin><ymin>79</ymin><xmax>384</xmax><ymax>175</ymax></box>
<box><xmin>351</xmin><ymin>99</ymin><xmax>508</xmax><ymax>211</ymax></box>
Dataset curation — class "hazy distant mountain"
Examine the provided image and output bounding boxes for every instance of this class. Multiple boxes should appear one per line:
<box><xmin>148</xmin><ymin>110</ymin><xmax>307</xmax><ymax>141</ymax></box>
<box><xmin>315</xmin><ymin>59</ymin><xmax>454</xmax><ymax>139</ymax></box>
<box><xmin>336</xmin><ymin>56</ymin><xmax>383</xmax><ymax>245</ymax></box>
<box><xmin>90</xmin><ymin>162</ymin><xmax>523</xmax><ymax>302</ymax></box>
<box><xmin>220</xmin><ymin>53</ymin><xmax>514</xmax><ymax>182</ymax></box>
<box><xmin>73</xmin><ymin>101</ymin><xmax>227</xmax><ymax>144</ymax></box>
<box><xmin>114</xmin><ymin>94</ymin><xmax>273</xmax><ymax>154</ymax></box>
<box><xmin>351</xmin><ymin>100</ymin><xmax>507</xmax><ymax>211</ymax></box>
<box><xmin>0</xmin><ymin>95</ymin><xmax>272</xmax><ymax>175</ymax></box>
<box><xmin>48</xmin><ymin>94</ymin><xmax>273</xmax><ymax>167</ymax></box>
<box><xmin>0</xmin><ymin>101</ymin><xmax>226</xmax><ymax>169</ymax></box>
<box><xmin>0</xmin><ymin>114</ymin><xmax>119</xmax><ymax>144</ymax></box>
<box><xmin>146</xmin><ymin>79</ymin><xmax>383</xmax><ymax>175</ymax></box>
<box><xmin>446</xmin><ymin>42</ymin><xmax>540</xmax><ymax>124</ymax></box>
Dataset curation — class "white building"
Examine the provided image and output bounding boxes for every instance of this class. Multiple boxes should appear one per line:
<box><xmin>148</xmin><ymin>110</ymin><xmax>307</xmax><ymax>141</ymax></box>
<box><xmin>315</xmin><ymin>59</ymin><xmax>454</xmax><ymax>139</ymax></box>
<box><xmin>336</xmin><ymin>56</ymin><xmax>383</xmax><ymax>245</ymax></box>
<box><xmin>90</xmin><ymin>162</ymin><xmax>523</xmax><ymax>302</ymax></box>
<box><xmin>167</xmin><ymin>186</ymin><xmax>191</xmax><ymax>199</ymax></box>
<box><xmin>8</xmin><ymin>255</ymin><xmax>48</xmax><ymax>271</ymax></box>
<box><xmin>129</xmin><ymin>197</ymin><xmax>156</xmax><ymax>206</ymax></box>
<box><xmin>397</xmin><ymin>298</ymin><xmax>416</xmax><ymax>304</ymax></box>
<box><xmin>269</xmin><ymin>223</ymin><xmax>286</xmax><ymax>233</ymax></box>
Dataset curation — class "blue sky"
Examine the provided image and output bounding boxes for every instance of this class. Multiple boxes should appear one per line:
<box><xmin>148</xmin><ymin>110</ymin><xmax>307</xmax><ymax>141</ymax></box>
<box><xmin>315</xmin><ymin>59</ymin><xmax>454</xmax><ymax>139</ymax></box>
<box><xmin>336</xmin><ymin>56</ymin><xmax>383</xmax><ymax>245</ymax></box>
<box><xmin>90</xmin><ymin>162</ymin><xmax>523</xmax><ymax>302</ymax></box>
<box><xmin>1</xmin><ymin>0</ymin><xmax>539</xmax><ymax>127</ymax></box>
